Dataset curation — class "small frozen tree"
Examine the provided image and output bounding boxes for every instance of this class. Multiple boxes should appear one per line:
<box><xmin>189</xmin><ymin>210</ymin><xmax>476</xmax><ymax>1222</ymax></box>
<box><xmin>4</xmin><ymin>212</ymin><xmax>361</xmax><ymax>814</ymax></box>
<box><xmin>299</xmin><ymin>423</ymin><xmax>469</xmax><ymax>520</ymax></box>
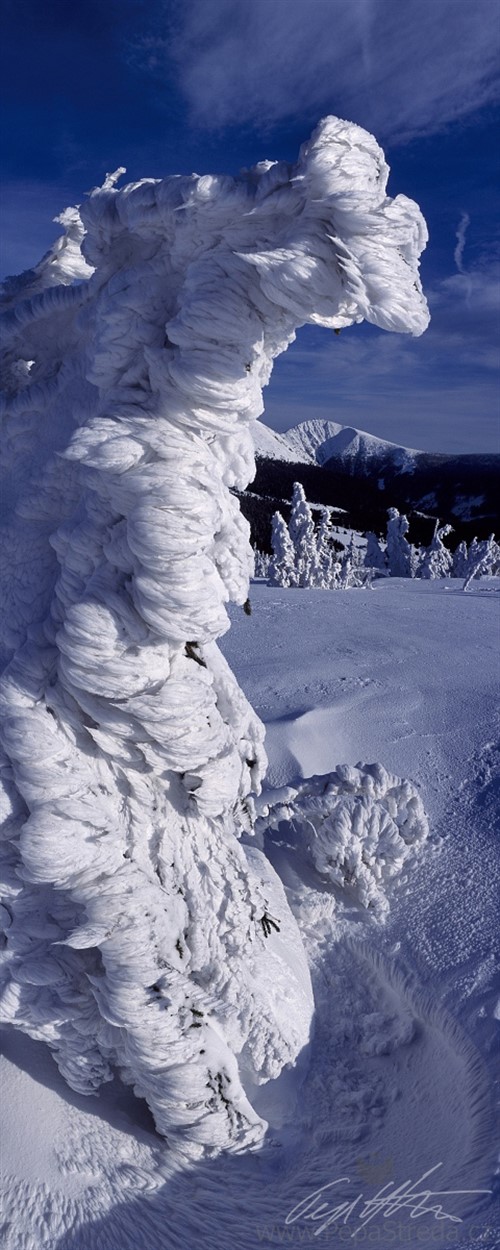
<box><xmin>316</xmin><ymin>508</ymin><xmax>339</xmax><ymax>587</ymax></box>
<box><xmin>385</xmin><ymin>508</ymin><xmax>415</xmax><ymax>578</ymax></box>
<box><xmin>365</xmin><ymin>531</ymin><xmax>387</xmax><ymax>572</ymax></box>
<box><xmin>452</xmin><ymin>540</ymin><xmax>468</xmax><ymax>578</ymax></box>
<box><xmin>418</xmin><ymin>521</ymin><xmax>453</xmax><ymax>579</ymax></box>
<box><xmin>269</xmin><ymin>511</ymin><xmax>297</xmax><ymax>587</ymax></box>
<box><xmin>337</xmin><ymin>534</ymin><xmax>353</xmax><ymax>588</ymax></box>
<box><xmin>253</xmin><ymin>548</ymin><xmax>270</xmax><ymax>579</ymax></box>
<box><xmin>288</xmin><ymin>482</ymin><xmax>321</xmax><ymax>587</ymax></box>
<box><xmin>463</xmin><ymin>534</ymin><xmax>500</xmax><ymax>589</ymax></box>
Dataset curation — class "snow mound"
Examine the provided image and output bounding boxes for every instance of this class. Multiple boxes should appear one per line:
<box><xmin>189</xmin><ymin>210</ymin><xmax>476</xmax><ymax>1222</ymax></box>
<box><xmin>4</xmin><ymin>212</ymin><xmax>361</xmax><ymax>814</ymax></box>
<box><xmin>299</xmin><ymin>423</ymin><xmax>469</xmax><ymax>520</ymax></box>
<box><xmin>0</xmin><ymin>116</ymin><xmax>428</xmax><ymax>1157</ymax></box>
<box><xmin>261</xmin><ymin>763</ymin><xmax>429</xmax><ymax>917</ymax></box>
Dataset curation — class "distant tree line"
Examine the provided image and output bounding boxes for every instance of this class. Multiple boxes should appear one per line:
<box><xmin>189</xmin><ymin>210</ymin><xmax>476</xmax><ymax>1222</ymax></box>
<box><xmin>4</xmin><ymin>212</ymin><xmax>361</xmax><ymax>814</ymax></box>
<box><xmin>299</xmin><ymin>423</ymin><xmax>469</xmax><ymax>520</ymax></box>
<box><xmin>242</xmin><ymin>452</ymin><xmax>500</xmax><ymax>550</ymax></box>
<box><xmin>254</xmin><ymin>486</ymin><xmax>500</xmax><ymax>591</ymax></box>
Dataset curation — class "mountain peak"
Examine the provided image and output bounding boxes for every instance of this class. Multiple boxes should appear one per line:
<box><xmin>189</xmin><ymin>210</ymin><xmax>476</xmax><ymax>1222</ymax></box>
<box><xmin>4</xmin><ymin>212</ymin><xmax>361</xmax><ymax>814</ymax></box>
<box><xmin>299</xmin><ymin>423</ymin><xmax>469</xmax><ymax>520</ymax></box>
<box><xmin>253</xmin><ymin>417</ymin><xmax>418</xmax><ymax>471</ymax></box>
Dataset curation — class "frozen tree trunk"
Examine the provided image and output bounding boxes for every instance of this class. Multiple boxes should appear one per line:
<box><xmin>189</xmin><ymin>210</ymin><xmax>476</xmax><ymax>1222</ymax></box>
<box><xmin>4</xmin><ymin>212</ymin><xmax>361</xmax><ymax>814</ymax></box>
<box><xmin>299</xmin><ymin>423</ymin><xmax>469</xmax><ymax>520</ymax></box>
<box><xmin>0</xmin><ymin>117</ymin><xmax>429</xmax><ymax>1156</ymax></box>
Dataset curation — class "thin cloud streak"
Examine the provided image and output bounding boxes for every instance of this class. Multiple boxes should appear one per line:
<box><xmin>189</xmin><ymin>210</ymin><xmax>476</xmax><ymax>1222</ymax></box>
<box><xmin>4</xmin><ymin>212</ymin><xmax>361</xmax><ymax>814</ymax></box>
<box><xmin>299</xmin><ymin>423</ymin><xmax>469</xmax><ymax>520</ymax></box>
<box><xmin>454</xmin><ymin>213</ymin><xmax>471</xmax><ymax>274</ymax></box>
<box><xmin>168</xmin><ymin>0</ymin><xmax>500</xmax><ymax>143</ymax></box>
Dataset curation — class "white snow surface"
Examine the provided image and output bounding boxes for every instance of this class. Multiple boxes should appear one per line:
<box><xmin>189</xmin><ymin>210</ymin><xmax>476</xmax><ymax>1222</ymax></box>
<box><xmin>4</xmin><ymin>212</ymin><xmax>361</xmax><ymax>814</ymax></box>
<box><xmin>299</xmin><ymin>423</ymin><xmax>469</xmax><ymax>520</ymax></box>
<box><xmin>0</xmin><ymin>115</ymin><xmax>430</xmax><ymax>1160</ymax></box>
<box><xmin>1</xmin><ymin>579</ymin><xmax>498</xmax><ymax>1248</ymax></box>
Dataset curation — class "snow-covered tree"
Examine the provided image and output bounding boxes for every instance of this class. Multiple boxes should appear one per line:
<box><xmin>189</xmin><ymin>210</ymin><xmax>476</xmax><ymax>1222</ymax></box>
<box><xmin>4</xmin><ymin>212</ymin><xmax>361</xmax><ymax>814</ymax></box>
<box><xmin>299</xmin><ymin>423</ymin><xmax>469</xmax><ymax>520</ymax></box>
<box><xmin>337</xmin><ymin>533</ymin><xmax>355</xmax><ymax>588</ymax></box>
<box><xmin>463</xmin><ymin>534</ymin><xmax>500</xmax><ymax>589</ymax></box>
<box><xmin>417</xmin><ymin>521</ymin><xmax>453</xmax><ymax>579</ymax></box>
<box><xmin>364</xmin><ymin>531</ymin><xmax>387</xmax><ymax>572</ymax></box>
<box><xmin>288</xmin><ymin>482</ymin><xmax>321</xmax><ymax>587</ymax></box>
<box><xmin>386</xmin><ymin>507</ymin><xmax>416</xmax><ymax>578</ymax></box>
<box><xmin>269</xmin><ymin>511</ymin><xmax>297</xmax><ymax>587</ymax></box>
<box><xmin>0</xmin><ymin>116</ymin><xmax>429</xmax><ymax>1156</ymax></box>
<box><xmin>316</xmin><ymin>507</ymin><xmax>338</xmax><ymax>587</ymax></box>
<box><xmin>253</xmin><ymin>548</ymin><xmax>271</xmax><ymax>579</ymax></box>
<box><xmin>452</xmin><ymin>540</ymin><xmax>469</xmax><ymax>578</ymax></box>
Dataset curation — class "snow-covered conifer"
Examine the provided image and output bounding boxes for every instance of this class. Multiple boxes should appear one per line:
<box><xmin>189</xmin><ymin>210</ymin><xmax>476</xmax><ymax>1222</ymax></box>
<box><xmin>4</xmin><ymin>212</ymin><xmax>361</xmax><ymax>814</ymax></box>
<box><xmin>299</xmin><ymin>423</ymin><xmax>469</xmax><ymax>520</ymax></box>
<box><xmin>452</xmin><ymin>540</ymin><xmax>468</xmax><ymax>578</ymax></box>
<box><xmin>386</xmin><ymin>508</ymin><xmax>415</xmax><ymax>578</ymax></box>
<box><xmin>337</xmin><ymin>534</ymin><xmax>355</xmax><ymax>588</ymax></box>
<box><xmin>364</xmin><ymin>531</ymin><xmax>387</xmax><ymax>572</ymax></box>
<box><xmin>253</xmin><ymin>548</ymin><xmax>270</xmax><ymax>579</ymax></box>
<box><xmin>269</xmin><ymin>512</ymin><xmax>297</xmax><ymax>587</ymax></box>
<box><xmin>0</xmin><ymin>116</ymin><xmax>429</xmax><ymax>1155</ymax></box>
<box><xmin>463</xmin><ymin>534</ymin><xmax>500</xmax><ymax>589</ymax></box>
<box><xmin>418</xmin><ymin>521</ymin><xmax>453</xmax><ymax>579</ymax></box>
<box><xmin>288</xmin><ymin>482</ymin><xmax>321</xmax><ymax>587</ymax></box>
<box><xmin>315</xmin><ymin>508</ymin><xmax>339</xmax><ymax>587</ymax></box>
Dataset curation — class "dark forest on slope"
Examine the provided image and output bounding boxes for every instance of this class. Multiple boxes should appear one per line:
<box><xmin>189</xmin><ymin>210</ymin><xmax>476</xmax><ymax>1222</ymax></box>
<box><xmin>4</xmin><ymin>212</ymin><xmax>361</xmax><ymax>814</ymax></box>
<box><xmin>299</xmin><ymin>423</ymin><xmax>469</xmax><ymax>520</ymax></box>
<box><xmin>239</xmin><ymin>452</ymin><xmax>500</xmax><ymax>553</ymax></box>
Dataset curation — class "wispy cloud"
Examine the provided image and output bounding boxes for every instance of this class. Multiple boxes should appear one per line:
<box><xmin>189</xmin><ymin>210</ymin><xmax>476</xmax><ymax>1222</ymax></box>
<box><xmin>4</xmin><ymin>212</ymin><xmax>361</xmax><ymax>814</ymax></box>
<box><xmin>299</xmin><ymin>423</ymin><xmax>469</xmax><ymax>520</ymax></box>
<box><xmin>162</xmin><ymin>0</ymin><xmax>500</xmax><ymax>143</ymax></box>
<box><xmin>454</xmin><ymin>213</ymin><xmax>471</xmax><ymax>274</ymax></box>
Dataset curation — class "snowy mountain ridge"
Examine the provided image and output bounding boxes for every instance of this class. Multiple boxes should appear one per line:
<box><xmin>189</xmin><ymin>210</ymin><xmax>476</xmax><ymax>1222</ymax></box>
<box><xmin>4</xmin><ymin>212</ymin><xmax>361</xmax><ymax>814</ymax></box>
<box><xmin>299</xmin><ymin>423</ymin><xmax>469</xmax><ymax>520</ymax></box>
<box><xmin>253</xmin><ymin>417</ymin><xmax>420</xmax><ymax>470</ymax></box>
<box><xmin>246</xmin><ymin>416</ymin><xmax>500</xmax><ymax>554</ymax></box>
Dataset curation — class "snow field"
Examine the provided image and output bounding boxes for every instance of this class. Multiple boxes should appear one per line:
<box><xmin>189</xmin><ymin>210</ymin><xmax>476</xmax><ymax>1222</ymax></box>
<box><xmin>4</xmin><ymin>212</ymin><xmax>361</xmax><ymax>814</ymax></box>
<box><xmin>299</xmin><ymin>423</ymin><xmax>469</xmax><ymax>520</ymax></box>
<box><xmin>1</xmin><ymin>578</ymin><xmax>498</xmax><ymax>1248</ymax></box>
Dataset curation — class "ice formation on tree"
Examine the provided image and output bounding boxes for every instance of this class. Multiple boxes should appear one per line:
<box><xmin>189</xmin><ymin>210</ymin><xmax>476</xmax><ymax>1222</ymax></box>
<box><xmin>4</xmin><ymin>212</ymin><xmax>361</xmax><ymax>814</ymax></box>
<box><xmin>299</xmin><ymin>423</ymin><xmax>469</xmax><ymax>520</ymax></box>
<box><xmin>316</xmin><ymin>508</ymin><xmax>338</xmax><ymax>585</ymax></box>
<box><xmin>463</xmin><ymin>534</ymin><xmax>500</xmax><ymax>588</ymax></box>
<box><xmin>252</xmin><ymin>548</ymin><xmax>271</xmax><ymax>579</ymax></box>
<box><xmin>260</xmin><ymin>764</ymin><xmax>428</xmax><ymax>918</ymax></box>
<box><xmin>418</xmin><ymin>521</ymin><xmax>453</xmax><ymax>579</ymax></box>
<box><xmin>0</xmin><ymin>117</ymin><xmax>429</xmax><ymax>1156</ymax></box>
<box><xmin>338</xmin><ymin>533</ymin><xmax>357</xmax><ymax>588</ymax></box>
<box><xmin>270</xmin><ymin>490</ymin><xmax>371</xmax><ymax>590</ymax></box>
<box><xmin>269</xmin><ymin>511</ymin><xmax>297</xmax><ymax>587</ymax></box>
<box><xmin>452</xmin><ymin>540</ymin><xmax>469</xmax><ymax>579</ymax></box>
<box><xmin>288</xmin><ymin>483</ymin><xmax>321</xmax><ymax>587</ymax></box>
<box><xmin>385</xmin><ymin>507</ymin><xmax>416</xmax><ymax>578</ymax></box>
<box><xmin>365</xmin><ymin>531</ymin><xmax>387</xmax><ymax>573</ymax></box>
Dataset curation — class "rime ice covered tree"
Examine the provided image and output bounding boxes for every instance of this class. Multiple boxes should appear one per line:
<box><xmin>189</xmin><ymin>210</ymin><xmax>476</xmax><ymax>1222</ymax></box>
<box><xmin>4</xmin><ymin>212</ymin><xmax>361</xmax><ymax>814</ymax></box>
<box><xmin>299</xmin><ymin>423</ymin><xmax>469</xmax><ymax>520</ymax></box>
<box><xmin>270</xmin><ymin>498</ymin><xmax>345</xmax><ymax>590</ymax></box>
<box><xmin>337</xmin><ymin>534</ymin><xmax>356</xmax><ymax>588</ymax></box>
<box><xmin>269</xmin><ymin>511</ymin><xmax>297</xmax><ymax>587</ymax></box>
<box><xmin>365</xmin><ymin>531</ymin><xmax>387</xmax><ymax>573</ymax></box>
<box><xmin>0</xmin><ymin>117</ymin><xmax>429</xmax><ymax>1156</ymax></box>
<box><xmin>316</xmin><ymin>508</ymin><xmax>338</xmax><ymax>587</ymax></box>
<box><xmin>452</xmin><ymin>540</ymin><xmax>469</xmax><ymax>578</ymax></box>
<box><xmin>463</xmin><ymin>534</ymin><xmax>500</xmax><ymax>589</ymax></box>
<box><xmin>386</xmin><ymin>507</ymin><xmax>416</xmax><ymax>578</ymax></box>
<box><xmin>288</xmin><ymin>482</ymin><xmax>321</xmax><ymax>587</ymax></box>
<box><xmin>418</xmin><ymin>521</ymin><xmax>453</xmax><ymax>579</ymax></box>
<box><xmin>253</xmin><ymin>548</ymin><xmax>271</xmax><ymax>579</ymax></box>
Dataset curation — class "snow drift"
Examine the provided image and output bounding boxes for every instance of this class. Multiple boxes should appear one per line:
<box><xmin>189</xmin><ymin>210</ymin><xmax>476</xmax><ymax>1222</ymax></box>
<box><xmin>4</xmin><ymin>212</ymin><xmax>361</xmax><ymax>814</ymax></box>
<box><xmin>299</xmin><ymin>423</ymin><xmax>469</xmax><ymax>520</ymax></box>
<box><xmin>0</xmin><ymin>117</ymin><xmax>429</xmax><ymax>1156</ymax></box>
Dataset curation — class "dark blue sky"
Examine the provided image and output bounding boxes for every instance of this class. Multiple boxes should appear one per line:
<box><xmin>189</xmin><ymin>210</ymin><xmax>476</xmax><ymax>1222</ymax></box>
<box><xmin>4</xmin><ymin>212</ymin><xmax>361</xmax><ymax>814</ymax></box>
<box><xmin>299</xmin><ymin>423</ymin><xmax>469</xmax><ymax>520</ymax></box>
<box><xmin>1</xmin><ymin>0</ymin><xmax>499</xmax><ymax>453</ymax></box>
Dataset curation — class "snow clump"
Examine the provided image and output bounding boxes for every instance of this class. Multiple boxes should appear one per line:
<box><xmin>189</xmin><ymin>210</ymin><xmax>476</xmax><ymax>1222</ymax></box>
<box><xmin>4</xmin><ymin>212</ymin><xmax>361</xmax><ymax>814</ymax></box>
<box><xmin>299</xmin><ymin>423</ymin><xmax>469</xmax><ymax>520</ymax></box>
<box><xmin>261</xmin><ymin>763</ymin><xmax>429</xmax><ymax>918</ymax></box>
